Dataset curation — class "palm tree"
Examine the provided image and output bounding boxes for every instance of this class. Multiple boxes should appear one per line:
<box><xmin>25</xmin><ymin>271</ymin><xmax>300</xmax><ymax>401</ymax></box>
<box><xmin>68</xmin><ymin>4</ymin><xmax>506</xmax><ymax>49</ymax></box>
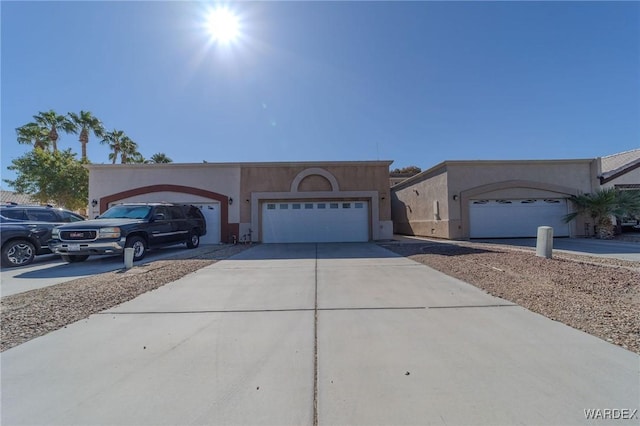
<box><xmin>563</xmin><ymin>188</ymin><xmax>640</xmax><ymax>239</ymax></box>
<box><xmin>68</xmin><ymin>111</ymin><xmax>105</xmax><ymax>162</ymax></box>
<box><xmin>149</xmin><ymin>152</ymin><xmax>173</xmax><ymax>163</ymax></box>
<box><xmin>33</xmin><ymin>110</ymin><xmax>76</xmax><ymax>153</ymax></box>
<box><xmin>100</xmin><ymin>129</ymin><xmax>125</xmax><ymax>164</ymax></box>
<box><xmin>119</xmin><ymin>136</ymin><xmax>140</xmax><ymax>164</ymax></box>
<box><xmin>16</xmin><ymin>122</ymin><xmax>50</xmax><ymax>151</ymax></box>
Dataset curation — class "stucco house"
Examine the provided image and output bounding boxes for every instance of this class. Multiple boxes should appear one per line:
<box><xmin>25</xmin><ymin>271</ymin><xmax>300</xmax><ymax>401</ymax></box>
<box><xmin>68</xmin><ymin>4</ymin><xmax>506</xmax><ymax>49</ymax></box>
<box><xmin>88</xmin><ymin>161</ymin><xmax>393</xmax><ymax>244</ymax></box>
<box><xmin>391</xmin><ymin>150</ymin><xmax>639</xmax><ymax>240</ymax></box>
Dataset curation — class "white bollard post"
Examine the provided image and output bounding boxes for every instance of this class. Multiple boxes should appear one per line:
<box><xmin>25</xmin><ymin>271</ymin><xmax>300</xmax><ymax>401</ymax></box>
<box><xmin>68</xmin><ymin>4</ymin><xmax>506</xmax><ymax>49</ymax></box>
<box><xmin>124</xmin><ymin>247</ymin><xmax>134</xmax><ymax>269</ymax></box>
<box><xmin>536</xmin><ymin>226</ymin><xmax>554</xmax><ymax>259</ymax></box>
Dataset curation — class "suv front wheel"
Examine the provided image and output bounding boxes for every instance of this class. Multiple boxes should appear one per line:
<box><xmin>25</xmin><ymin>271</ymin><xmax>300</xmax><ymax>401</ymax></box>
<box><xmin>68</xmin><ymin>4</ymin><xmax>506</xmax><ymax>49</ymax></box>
<box><xmin>1</xmin><ymin>240</ymin><xmax>35</xmax><ymax>267</ymax></box>
<box><xmin>125</xmin><ymin>236</ymin><xmax>147</xmax><ymax>261</ymax></box>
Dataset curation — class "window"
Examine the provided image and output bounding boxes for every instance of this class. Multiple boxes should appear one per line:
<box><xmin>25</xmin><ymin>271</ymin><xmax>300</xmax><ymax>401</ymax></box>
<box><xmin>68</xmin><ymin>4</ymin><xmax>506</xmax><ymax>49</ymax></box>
<box><xmin>292</xmin><ymin>204</ymin><xmax>301</xmax><ymax>210</ymax></box>
<box><xmin>58</xmin><ymin>211</ymin><xmax>85</xmax><ymax>222</ymax></box>
<box><xmin>168</xmin><ymin>206</ymin><xmax>185</xmax><ymax>219</ymax></box>
<box><xmin>317</xmin><ymin>203</ymin><xmax>326</xmax><ymax>209</ymax></box>
<box><xmin>1</xmin><ymin>209</ymin><xmax>27</xmax><ymax>220</ymax></box>
<box><xmin>267</xmin><ymin>204</ymin><xmax>276</xmax><ymax>210</ymax></box>
<box><xmin>544</xmin><ymin>199</ymin><xmax>561</xmax><ymax>204</ymax></box>
<box><xmin>279</xmin><ymin>204</ymin><xmax>288</xmax><ymax>210</ymax></box>
<box><xmin>154</xmin><ymin>206</ymin><xmax>170</xmax><ymax>220</ymax></box>
<box><xmin>342</xmin><ymin>203</ymin><xmax>351</xmax><ymax>209</ymax></box>
<box><xmin>305</xmin><ymin>203</ymin><xmax>314</xmax><ymax>209</ymax></box>
<box><xmin>27</xmin><ymin>210</ymin><xmax>58</xmax><ymax>222</ymax></box>
<box><xmin>521</xmin><ymin>200</ymin><xmax>536</xmax><ymax>204</ymax></box>
<box><xmin>330</xmin><ymin>203</ymin><xmax>338</xmax><ymax>209</ymax></box>
<box><xmin>355</xmin><ymin>203</ymin><xmax>364</xmax><ymax>209</ymax></box>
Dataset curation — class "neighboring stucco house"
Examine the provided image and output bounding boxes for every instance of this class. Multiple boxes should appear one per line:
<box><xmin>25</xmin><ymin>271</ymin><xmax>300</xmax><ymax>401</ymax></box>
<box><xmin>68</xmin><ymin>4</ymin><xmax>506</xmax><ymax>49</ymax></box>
<box><xmin>88</xmin><ymin>161</ymin><xmax>393</xmax><ymax>244</ymax></box>
<box><xmin>598</xmin><ymin>149</ymin><xmax>640</xmax><ymax>192</ymax></box>
<box><xmin>391</xmin><ymin>157</ymin><xmax>605</xmax><ymax>240</ymax></box>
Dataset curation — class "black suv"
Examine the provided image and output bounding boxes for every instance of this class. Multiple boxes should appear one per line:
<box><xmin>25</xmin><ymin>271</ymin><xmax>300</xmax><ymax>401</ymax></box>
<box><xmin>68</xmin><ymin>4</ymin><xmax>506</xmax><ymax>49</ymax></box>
<box><xmin>0</xmin><ymin>204</ymin><xmax>85</xmax><ymax>224</ymax></box>
<box><xmin>49</xmin><ymin>203</ymin><xmax>207</xmax><ymax>263</ymax></box>
<box><xmin>1</xmin><ymin>204</ymin><xmax>86</xmax><ymax>268</ymax></box>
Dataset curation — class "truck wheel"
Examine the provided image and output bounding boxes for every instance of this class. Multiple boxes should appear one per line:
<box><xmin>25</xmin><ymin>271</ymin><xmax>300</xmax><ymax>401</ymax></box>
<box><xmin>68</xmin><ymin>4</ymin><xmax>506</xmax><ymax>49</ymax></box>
<box><xmin>1</xmin><ymin>240</ymin><xmax>35</xmax><ymax>267</ymax></box>
<box><xmin>186</xmin><ymin>232</ymin><xmax>200</xmax><ymax>249</ymax></box>
<box><xmin>125</xmin><ymin>236</ymin><xmax>146</xmax><ymax>261</ymax></box>
<box><xmin>60</xmin><ymin>254</ymin><xmax>90</xmax><ymax>263</ymax></box>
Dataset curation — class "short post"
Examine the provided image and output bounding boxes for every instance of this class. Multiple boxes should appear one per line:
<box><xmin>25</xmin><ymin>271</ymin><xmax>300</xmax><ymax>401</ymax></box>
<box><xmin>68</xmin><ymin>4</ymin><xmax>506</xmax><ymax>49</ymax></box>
<box><xmin>124</xmin><ymin>247</ymin><xmax>134</xmax><ymax>269</ymax></box>
<box><xmin>536</xmin><ymin>226</ymin><xmax>553</xmax><ymax>259</ymax></box>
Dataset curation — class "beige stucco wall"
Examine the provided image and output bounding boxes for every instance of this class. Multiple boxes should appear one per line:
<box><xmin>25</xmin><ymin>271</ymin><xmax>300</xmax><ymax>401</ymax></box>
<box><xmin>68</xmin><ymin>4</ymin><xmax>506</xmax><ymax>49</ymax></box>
<box><xmin>391</xmin><ymin>165</ymin><xmax>450</xmax><ymax>238</ymax></box>
<box><xmin>89</xmin><ymin>161</ymin><xmax>392</xmax><ymax>242</ymax></box>
<box><xmin>392</xmin><ymin>159</ymin><xmax>598</xmax><ymax>239</ymax></box>
<box><xmin>240</xmin><ymin>161</ymin><xmax>392</xmax><ymax>241</ymax></box>
<box><xmin>88</xmin><ymin>163</ymin><xmax>241</xmax><ymax>221</ymax></box>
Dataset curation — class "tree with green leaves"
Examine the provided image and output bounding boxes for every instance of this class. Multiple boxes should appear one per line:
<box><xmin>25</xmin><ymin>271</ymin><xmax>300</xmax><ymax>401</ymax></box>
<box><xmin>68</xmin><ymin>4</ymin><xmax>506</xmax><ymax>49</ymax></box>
<box><xmin>119</xmin><ymin>136</ymin><xmax>140</xmax><ymax>164</ymax></box>
<box><xmin>390</xmin><ymin>165</ymin><xmax>422</xmax><ymax>176</ymax></box>
<box><xmin>68</xmin><ymin>111</ymin><xmax>105</xmax><ymax>162</ymax></box>
<box><xmin>100</xmin><ymin>129</ymin><xmax>125</xmax><ymax>164</ymax></box>
<box><xmin>563</xmin><ymin>188</ymin><xmax>640</xmax><ymax>239</ymax></box>
<box><xmin>3</xmin><ymin>149</ymin><xmax>88</xmax><ymax>210</ymax></box>
<box><xmin>33</xmin><ymin>110</ymin><xmax>76</xmax><ymax>153</ymax></box>
<box><xmin>149</xmin><ymin>152</ymin><xmax>173</xmax><ymax>163</ymax></box>
<box><xmin>16</xmin><ymin>122</ymin><xmax>50</xmax><ymax>151</ymax></box>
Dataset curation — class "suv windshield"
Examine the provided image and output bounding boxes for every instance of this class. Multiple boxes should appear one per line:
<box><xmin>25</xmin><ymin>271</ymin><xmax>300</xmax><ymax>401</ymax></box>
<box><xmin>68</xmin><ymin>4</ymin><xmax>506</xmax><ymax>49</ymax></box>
<box><xmin>99</xmin><ymin>205</ymin><xmax>152</xmax><ymax>219</ymax></box>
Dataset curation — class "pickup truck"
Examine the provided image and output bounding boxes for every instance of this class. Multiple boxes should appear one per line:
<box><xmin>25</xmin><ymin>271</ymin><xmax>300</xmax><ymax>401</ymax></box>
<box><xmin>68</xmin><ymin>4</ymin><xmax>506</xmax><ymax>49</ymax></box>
<box><xmin>49</xmin><ymin>203</ymin><xmax>206</xmax><ymax>263</ymax></box>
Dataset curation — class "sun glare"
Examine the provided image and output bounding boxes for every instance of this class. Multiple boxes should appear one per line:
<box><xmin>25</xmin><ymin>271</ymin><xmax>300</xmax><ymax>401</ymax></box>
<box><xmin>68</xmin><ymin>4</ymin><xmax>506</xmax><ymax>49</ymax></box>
<box><xmin>206</xmin><ymin>7</ymin><xmax>240</xmax><ymax>43</ymax></box>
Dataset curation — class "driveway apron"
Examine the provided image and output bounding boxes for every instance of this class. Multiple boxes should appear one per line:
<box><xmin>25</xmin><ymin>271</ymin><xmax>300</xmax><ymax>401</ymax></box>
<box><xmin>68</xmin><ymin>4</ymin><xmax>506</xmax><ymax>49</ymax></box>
<box><xmin>1</xmin><ymin>243</ymin><xmax>638</xmax><ymax>425</ymax></box>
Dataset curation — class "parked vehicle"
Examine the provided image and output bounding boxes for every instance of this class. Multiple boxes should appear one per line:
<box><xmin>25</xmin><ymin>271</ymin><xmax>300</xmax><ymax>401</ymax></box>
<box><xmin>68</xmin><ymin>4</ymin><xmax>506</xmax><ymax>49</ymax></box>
<box><xmin>1</xmin><ymin>222</ymin><xmax>56</xmax><ymax>267</ymax></box>
<box><xmin>0</xmin><ymin>204</ymin><xmax>86</xmax><ymax>267</ymax></box>
<box><xmin>0</xmin><ymin>203</ymin><xmax>85</xmax><ymax>224</ymax></box>
<box><xmin>49</xmin><ymin>203</ymin><xmax>207</xmax><ymax>263</ymax></box>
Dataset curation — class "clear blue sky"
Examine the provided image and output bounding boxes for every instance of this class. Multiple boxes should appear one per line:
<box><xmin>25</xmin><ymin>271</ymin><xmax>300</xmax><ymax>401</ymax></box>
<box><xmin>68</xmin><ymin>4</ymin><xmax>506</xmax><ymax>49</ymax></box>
<box><xmin>2</xmin><ymin>1</ymin><xmax>639</xmax><ymax>186</ymax></box>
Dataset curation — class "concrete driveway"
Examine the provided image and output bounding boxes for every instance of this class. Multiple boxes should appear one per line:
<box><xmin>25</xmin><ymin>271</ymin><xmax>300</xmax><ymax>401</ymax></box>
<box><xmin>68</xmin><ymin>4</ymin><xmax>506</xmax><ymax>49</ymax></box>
<box><xmin>1</xmin><ymin>243</ymin><xmax>638</xmax><ymax>425</ymax></box>
<box><xmin>0</xmin><ymin>245</ymin><xmax>209</xmax><ymax>297</ymax></box>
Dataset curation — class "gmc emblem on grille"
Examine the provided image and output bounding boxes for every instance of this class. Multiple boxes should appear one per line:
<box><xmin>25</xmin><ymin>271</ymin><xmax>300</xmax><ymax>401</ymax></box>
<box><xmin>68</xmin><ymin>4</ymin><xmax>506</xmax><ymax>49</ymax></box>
<box><xmin>70</xmin><ymin>232</ymin><xmax>84</xmax><ymax>238</ymax></box>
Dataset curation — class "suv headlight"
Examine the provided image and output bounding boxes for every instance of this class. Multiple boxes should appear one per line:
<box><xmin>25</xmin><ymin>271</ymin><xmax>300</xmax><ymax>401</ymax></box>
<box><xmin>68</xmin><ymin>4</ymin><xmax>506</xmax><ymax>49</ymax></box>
<box><xmin>51</xmin><ymin>228</ymin><xmax>60</xmax><ymax>238</ymax></box>
<box><xmin>98</xmin><ymin>227</ymin><xmax>121</xmax><ymax>238</ymax></box>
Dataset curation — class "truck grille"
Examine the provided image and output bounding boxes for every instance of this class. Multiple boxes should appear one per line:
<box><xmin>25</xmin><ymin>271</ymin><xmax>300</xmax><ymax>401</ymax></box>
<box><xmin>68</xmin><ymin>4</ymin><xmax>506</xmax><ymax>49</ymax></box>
<box><xmin>60</xmin><ymin>230</ymin><xmax>98</xmax><ymax>241</ymax></box>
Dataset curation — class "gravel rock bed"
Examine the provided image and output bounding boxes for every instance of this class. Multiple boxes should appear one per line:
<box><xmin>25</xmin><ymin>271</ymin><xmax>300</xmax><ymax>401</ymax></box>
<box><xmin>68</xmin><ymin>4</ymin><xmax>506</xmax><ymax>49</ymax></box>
<box><xmin>380</xmin><ymin>242</ymin><xmax>640</xmax><ymax>354</ymax></box>
<box><xmin>1</xmin><ymin>244</ymin><xmax>250</xmax><ymax>352</ymax></box>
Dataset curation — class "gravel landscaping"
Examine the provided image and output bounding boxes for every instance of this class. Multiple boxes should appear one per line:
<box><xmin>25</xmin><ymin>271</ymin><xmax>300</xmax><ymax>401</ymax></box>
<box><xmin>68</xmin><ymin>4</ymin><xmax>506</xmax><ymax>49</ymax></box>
<box><xmin>2</xmin><ymin>240</ymin><xmax>638</xmax><ymax>355</ymax></box>
<box><xmin>379</xmin><ymin>240</ymin><xmax>640</xmax><ymax>354</ymax></box>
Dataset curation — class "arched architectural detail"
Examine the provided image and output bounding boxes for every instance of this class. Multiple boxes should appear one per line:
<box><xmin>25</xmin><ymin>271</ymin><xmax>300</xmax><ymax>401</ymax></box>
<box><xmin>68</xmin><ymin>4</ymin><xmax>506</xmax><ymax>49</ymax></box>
<box><xmin>460</xmin><ymin>180</ymin><xmax>580</xmax><ymax>200</ymax></box>
<box><xmin>290</xmin><ymin>168</ymin><xmax>340</xmax><ymax>193</ymax></box>
<box><xmin>99</xmin><ymin>184</ymin><xmax>232</xmax><ymax>243</ymax></box>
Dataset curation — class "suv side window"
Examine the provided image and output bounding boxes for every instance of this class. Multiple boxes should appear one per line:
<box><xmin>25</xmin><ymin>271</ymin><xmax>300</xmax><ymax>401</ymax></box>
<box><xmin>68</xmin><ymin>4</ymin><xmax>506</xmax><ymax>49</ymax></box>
<box><xmin>58</xmin><ymin>210</ymin><xmax>85</xmax><ymax>222</ymax></box>
<box><xmin>168</xmin><ymin>206</ymin><xmax>185</xmax><ymax>219</ymax></box>
<box><xmin>26</xmin><ymin>209</ymin><xmax>58</xmax><ymax>222</ymax></box>
<box><xmin>1</xmin><ymin>209</ymin><xmax>28</xmax><ymax>220</ymax></box>
<box><xmin>184</xmin><ymin>205</ymin><xmax>204</xmax><ymax>220</ymax></box>
<box><xmin>154</xmin><ymin>206</ymin><xmax>171</xmax><ymax>220</ymax></box>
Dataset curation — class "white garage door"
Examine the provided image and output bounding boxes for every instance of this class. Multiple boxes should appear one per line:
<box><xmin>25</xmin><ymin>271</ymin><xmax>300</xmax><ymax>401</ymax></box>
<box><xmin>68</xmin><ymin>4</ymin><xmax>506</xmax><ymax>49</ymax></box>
<box><xmin>191</xmin><ymin>203</ymin><xmax>220</xmax><ymax>244</ymax></box>
<box><xmin>469</xmin><ymin>199</ymin><xmax>569</xmax><ymax>238</ymax></box>
<box><xmin>262</xmin><ymin>201</ymin><xmax>369</xmax><ymax>243</ymax></box>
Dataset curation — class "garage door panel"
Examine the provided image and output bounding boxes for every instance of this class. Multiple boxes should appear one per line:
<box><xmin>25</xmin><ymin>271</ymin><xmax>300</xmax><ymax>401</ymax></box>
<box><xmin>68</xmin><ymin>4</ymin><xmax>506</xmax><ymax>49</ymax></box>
<box><xmin>262</xmin><ymin>202</ymin><xmax>368</xmax><ymax>243</ymax></box>
<box><xmin>470</xmin><ymin>199</ymin><xmax>569</xmax><ymax>238</ymax></box>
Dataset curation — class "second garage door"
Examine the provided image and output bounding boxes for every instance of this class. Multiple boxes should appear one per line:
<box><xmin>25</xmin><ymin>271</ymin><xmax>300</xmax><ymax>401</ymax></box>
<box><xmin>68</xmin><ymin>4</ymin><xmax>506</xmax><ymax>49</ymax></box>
<box><xmin>469</xmin><ymin>199</ymin><xmax>570</xmax><ymax>238</ymax></box>
<box><xmin>262</xmin><ymin>201</ymin><xmax>369</xmax><ymax>243</ymax></box>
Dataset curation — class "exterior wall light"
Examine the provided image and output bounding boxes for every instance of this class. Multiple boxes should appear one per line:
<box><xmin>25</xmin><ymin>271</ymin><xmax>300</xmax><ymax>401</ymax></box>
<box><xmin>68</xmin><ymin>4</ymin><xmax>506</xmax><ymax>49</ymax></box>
<box><xmin>452</xmin><ymin>194</ymin><xmax>458</xmax><ymax>201</ymax></box>
<box><xmin>229</xmin><ymin>197</ymin><xmax>233</xmax><ymax>205</ymax></box>
<box><xmin>91</xmin><ymin>199</ymin><xmax>98</xmax><ymax>207</ymax></box>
